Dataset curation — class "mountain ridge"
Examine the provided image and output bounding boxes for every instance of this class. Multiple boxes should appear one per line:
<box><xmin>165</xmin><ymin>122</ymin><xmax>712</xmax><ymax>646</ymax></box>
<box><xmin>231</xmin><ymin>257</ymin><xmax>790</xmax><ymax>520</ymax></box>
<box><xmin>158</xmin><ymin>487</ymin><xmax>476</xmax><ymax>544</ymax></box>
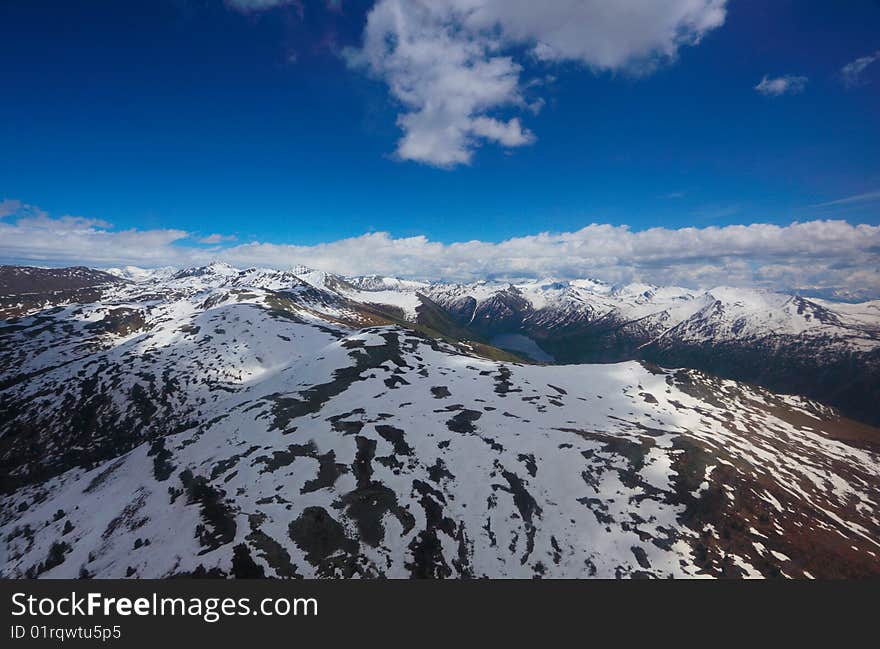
<box><xmin>1</xmin><ymin>263</ymin><xmax>879</xmax><ymax>579</ymax></box>
<box><xmin>5</xmin><ymin>263</ymin><xmax>879</xmax><ymax>425</ymax></box>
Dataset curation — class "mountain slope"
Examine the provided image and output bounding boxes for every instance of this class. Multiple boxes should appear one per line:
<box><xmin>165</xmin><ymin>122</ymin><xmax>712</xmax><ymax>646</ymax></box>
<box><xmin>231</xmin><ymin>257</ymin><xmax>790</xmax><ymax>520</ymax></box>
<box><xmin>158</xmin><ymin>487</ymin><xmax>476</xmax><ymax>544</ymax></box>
<box><xmin>0</xmin><ymin>265</ymin><xmax>126</xmax><ymax>319</ymax></box>
<box><xmin>0</xmin><ymin>265</ymin><xmax>124</xmax><ymax>296</ymax></box>
<box><xmin>1</xmin><ymin>265</ymin><xmax>879</xmax><ymax>579</ymax></box>
<box><xmin>356</xmin><ymin>277</ymin><xmax>880</xmax><ymax>425</ymax></box>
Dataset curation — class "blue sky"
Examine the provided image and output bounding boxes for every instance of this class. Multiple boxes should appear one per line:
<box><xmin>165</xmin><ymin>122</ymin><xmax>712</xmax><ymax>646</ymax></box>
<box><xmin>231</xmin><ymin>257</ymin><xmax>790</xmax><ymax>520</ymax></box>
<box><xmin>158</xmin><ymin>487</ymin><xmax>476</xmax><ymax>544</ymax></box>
<box><xmin>1</xmin><ymin>1</ymin><xmax>879</xmax><ymax>295</ymax></box>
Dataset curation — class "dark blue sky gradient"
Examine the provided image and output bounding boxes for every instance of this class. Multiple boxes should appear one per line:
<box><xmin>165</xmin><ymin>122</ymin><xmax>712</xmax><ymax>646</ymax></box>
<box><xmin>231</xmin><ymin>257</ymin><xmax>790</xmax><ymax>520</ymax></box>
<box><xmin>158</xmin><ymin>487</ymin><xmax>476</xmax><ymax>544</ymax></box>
<box><xmin>1</xmin><ymin>0</ymin><xmax>878</xmax><ymax>244</ymax></box>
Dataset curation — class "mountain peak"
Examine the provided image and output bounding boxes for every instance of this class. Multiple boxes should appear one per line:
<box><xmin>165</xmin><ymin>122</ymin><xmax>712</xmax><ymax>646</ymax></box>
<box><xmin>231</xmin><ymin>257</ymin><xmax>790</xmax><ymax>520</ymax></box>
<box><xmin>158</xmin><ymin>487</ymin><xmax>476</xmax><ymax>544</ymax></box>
<box><xmin>2</xmin><ymin>263</ymin><xmax>878</xmax><ymax>579</ymax></box>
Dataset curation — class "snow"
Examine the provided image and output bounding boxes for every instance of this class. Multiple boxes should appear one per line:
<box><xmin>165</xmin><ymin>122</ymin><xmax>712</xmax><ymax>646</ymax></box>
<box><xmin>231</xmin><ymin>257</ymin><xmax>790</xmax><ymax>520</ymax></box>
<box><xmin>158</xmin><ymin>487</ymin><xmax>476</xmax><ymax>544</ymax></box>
<box><xmin>91</xmin><ymin>264</ymin><xmax>880</xmax><ymax>358</ymax></box>
<box><xmin>423</xmin><ymin>276</ymin><xmax>880</xmax><ymax>355</ymax></box>
<box><xmin>104</xmin><ymin>266</ymin><xmax>177</xmax><ymax>282</ymax></box>
<box><xmin>2</xmin><ymin>263</ymin><xmax>878</xmax><ymax>580</ymax></box>
<box><xmin>345</xmin><ymin>275</ymin><xmax>429</xmax><ymax>292</ymax></box>
<box><xmin>340</xmin><ymin>288</ymin><xmax>423</xmax><ymax>320</ymax></box>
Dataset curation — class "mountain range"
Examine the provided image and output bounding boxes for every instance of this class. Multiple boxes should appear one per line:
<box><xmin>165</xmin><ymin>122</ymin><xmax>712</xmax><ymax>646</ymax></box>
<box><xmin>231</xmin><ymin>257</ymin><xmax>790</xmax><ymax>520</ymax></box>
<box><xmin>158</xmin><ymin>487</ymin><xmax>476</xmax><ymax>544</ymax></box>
<box><xmin>1</xmin><ymin>263</ymin><xmax>878</xmax><ymax>579</ymax></box>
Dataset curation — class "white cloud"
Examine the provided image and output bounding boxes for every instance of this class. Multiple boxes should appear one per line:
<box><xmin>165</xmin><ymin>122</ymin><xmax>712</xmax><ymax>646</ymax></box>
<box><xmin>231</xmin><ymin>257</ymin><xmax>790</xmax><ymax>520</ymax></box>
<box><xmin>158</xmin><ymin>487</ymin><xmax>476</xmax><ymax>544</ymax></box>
<box><xmin>457</xmin><ymin>0</ymin><xmax>727</xmax><ymax>70</ymax></box>
<box><xmin>198</xmin><ymin>233</ymin><xmax>238</xmax><ymax>244</ymax></box>
<box><xmin>225</xmin><ymin>0</ymin><xmax>303</xmax><ymax>13</ymax></box>
<box><xmin>1</xmin><ymin>201</ymin><xmax>878</xmax><ymax>298</ymax></box>
<box><xmin>345</xmin><ymin>1</ymin><xmax>530</xmax><ymax>167</ymax></box>
<box><xmin>0</xmin><ymin>199</ymin><xmax>24</xmax><ymax>218</ymax></box>
<box><xmin>347</xmin><ymin>0</ymin><xmax>728</xmax><ymax>167</ymax></box>
<box><xmin>841</xmin><ymin>50</ymin><xmax>880</xmax><ymax>87</ymax></box>
<box><xmin>754</xmin><ymin>74</ymin><xmax>808</xmax><ymax>97</ymax></box>
<box><xmin>0</xmin><ymin>202</ymin><xmax>188</xmax><ymax>266</ymax></box>
<box><xmin>811</xmin><ymin>190</ymin><xmax>880</xmax><ymax>208</ymax></box>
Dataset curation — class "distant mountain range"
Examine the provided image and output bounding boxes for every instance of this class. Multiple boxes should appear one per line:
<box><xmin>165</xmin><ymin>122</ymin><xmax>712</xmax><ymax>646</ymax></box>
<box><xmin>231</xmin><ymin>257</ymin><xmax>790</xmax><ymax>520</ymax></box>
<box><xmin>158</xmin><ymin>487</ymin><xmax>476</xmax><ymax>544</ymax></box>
<box><xmin>419</xmin><ymin>276</ymin><xmax>880</xmax><ymax>426</ymax></box>
<box><xmin>1</xmin><ymin>263</ymin><xmax>878</xmax><ymax>579</ymax></box>
<box><xmin>95</xmin><ymin>262</ymin><xmax>880</xmax><ymax>425</ymax></box>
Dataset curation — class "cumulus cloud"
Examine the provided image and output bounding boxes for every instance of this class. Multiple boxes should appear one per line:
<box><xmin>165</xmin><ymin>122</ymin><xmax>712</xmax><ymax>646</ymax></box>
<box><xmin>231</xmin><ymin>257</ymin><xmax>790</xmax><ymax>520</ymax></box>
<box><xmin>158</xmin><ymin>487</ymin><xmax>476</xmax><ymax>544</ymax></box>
<box><xmin>841</xmin><ymin>50</ymin><xmax>880</xmax><ymax>87</ymax></box>
<box><xmin>1</xmin><ymin>201</ymin><xmax>878</xmax><ymax>299</ymax></box>
<box><xmin>754</xmin><ymin>74</ymin><xmax>808</xmax><ymax>97</ymax></box>
<box><xmin>346</xmin><ymin>0</ymin><xmax>728</xmax><ymax>167</ymax></box>
<box><xmin>345</xmin><ymin>1</ymin><xmax>530</xmax><ymax>167</ymax></box>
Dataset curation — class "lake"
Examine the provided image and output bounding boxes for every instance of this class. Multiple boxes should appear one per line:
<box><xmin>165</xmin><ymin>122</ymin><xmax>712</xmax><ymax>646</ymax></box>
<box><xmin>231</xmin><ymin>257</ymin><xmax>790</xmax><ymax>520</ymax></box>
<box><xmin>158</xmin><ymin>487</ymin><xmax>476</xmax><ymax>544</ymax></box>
<box><xmin>489</xmin><ymin>333</ymin><xmax>555</xmax><ymax>362</ymax></box>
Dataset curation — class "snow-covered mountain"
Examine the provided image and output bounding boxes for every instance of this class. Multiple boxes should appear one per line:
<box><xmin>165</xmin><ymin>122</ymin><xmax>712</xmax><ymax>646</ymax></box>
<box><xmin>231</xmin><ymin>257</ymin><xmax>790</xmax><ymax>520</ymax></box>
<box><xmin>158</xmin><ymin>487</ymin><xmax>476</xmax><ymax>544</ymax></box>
<box><xmin>3</xmin><ymin>264</ymin><xmax>878</xmax><ymax>423</ymax></box>
<box><xmin>368</xmin><ymin>277</ymin><xmax>880</xmax><ymax>425</ymax></box>
<box><xmin>104</xmin><ymin>265</ymin><xmax>178</xmax><ymax>283</ymax></box>
<box><xmin>0</xmin><ymin>265</ymin><xmax>123</xmax><ymax>297</ymax></box>
<box><xmin>0</xmin><ymin>265</ymin><xmax>125</xmax><ymax>320</ymax></box>
<box><xmin>1</xmin><ymin>264</ymin><xmax>879</xmax><ymax>579</ymax></box>
<box><xmin>422</xmin><ymin>277</ymin><xmax>880</xmax><ymax>351</ymax></box>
